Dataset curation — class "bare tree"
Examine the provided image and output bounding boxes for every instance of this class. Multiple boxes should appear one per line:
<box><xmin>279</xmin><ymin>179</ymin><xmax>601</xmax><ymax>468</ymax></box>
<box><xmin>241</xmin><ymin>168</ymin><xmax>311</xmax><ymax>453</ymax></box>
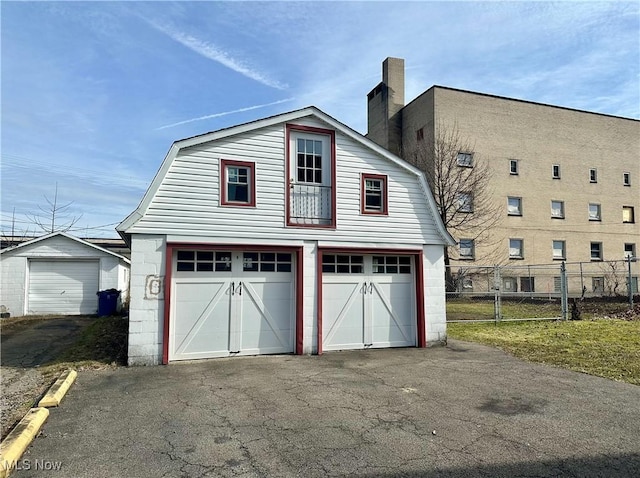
<box><xmin>26</xmin><ymin>183</ymin><xmax>83</xmax><ymax>234</ymax></box>
<box><xmin>405</xmin><ymin>121</ymin><xmax>502</xmax><ymax>289</ymax></box>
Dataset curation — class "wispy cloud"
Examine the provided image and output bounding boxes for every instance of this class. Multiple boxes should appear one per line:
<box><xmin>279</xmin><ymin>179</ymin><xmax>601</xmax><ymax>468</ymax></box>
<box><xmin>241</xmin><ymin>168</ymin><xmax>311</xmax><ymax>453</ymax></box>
<box><xmin>143</xmin><ymin>17</ymin><xmax>287</xmax><ymax>90</ymax></box>
<box><xmin>156</xmin><ymin>98</ymin><xmax>296</xmax><ymax>130</ymax></box>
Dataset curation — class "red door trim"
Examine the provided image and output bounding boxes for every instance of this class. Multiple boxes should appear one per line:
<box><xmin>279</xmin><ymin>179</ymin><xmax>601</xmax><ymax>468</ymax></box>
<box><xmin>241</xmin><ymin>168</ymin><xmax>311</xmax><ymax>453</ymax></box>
<box><xmin>316</xmin><ymin>247</ymin><xmax>426</xmax><ymax>354</ymax></box>
<box><xmin>162</xmin><ymin>242</ymin><xmax>304</xmax><ymax>364</ymax></box>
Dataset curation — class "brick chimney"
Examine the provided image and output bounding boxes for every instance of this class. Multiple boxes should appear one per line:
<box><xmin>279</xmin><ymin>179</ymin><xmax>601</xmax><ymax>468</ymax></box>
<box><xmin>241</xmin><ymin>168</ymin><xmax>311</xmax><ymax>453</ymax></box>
<box><xmin>366</xmin><ymin>57</ymin><xmax>405</xmax><ymax>156</ymax></box>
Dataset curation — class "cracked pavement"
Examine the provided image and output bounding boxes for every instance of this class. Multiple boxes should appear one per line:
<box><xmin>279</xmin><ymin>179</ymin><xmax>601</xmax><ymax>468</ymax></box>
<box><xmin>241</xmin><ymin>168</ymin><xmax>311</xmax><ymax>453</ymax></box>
<box><xmin>15</xmin><ymin>341</ymin><xmax>640</xmax><ymax>477</ymax></box>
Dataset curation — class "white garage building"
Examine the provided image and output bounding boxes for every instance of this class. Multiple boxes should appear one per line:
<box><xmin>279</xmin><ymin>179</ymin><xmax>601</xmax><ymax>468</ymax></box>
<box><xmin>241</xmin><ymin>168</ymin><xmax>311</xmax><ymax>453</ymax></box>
<box><xmin>117</xmin><ymin>107</ymin><xmax>454</xmax><ymax>365</ymax></box>
<box><xmin>0</xmin><ymin>232</ymin><xmax>130</xmax><ymax>316</ymax></box>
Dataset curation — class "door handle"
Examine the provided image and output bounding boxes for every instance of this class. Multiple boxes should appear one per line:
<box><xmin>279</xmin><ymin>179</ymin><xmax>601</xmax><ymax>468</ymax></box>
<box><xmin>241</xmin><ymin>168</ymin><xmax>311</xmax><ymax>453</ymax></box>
<box><xmin>237</xmin><ymin>282</ymin><xmax>242</xmax><ymax>296</ymax></box>
<box><xmin>369</xmin><ymin>283</ymin><xmax>373</xmax><ymax>294</ymax></box>
<box><xmin>230</xmin><ymin>282</ymin><xmax>235</xmax><ymax>295</ymax></box>
<box><xmin>362</xmin><ymin>283</ymin><xmax>367</xmax><ymax>294</ymax></box>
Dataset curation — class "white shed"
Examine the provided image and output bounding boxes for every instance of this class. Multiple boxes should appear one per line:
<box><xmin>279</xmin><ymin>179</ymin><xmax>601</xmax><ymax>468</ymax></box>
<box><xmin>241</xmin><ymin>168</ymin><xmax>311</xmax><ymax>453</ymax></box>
<box><xmin>117</xmin><ymin>107</ymin><xmax>454</xmax><ymax>365</ymax></box>
<box><xmin>0</xmin><ymin>232</ymin><xmax>130</xmax><ymax>317</ymax></box>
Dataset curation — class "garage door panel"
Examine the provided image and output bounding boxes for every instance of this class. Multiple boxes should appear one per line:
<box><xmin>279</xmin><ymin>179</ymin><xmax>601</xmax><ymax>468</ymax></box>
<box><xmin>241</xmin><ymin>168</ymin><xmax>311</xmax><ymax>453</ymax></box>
<box><xmin>239</xmin><ymin>281</ymin><xmax>293</xmax><ymax>354</ymax></box>
<box><xmin>323</xmin><ymin>282</ymin><xmax>365</xmax><ymax>350</ymax></box>
<box><xmin>28</xmin><ymin>260</ymin><xmax>99</xmax><ymax>315</ymax></box>
<box><xmin>173</xmin><ymin>281</ymin><xmax>231</xmax><ymax>359</ymax></box>
<box><xmin>170</xmin><ymin>250</ymin><xmax>295</xmax><ymax>361</ymax></box>
<box><xmin>322</xmin><ymin>254</ymin><xmax>416</xmax><ymax>351</ymax></box>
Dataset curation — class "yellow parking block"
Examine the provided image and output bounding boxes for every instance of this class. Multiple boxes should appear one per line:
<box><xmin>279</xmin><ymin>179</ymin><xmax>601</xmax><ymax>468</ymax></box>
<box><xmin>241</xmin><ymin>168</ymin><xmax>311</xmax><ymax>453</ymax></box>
<box><xmin>0</xmin><ymin>408</ymin><xmax>49</xmax><ymax>478</ymax></box>
<box><xmin>38</xmin><ymin>370</ymin><xmax>77</xmax><ymax>408</ymax></box>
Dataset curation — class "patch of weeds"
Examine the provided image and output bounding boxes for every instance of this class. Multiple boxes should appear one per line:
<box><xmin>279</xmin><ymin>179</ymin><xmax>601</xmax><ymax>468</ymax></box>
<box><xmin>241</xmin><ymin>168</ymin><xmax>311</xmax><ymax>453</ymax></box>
<box><xmin>40</xmin><ymin>316</ymin><xmax>129</xmax><ymax>376</ymax></box>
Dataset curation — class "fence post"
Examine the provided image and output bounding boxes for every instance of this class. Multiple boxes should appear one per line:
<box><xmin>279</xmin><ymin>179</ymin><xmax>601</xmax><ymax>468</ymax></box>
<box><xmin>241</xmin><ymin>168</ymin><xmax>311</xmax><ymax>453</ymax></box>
<box><xmin>628</xmin><ymin>256</ymin><xmax>634</xmax><ymax>310</ymax></box>
<box><xmin>560</xmin><ymin>261</ymin><xmax>568</xmax><ymax>321</ymax></box>
<box><xmin>493</xmin><ymin>265</ymin><xmax>501</xmax><ymax>323</ymax></box>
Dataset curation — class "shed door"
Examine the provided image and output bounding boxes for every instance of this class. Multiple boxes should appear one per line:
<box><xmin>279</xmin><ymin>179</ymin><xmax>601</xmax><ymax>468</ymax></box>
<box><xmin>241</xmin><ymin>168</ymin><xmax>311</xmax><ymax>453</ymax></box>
<box><xmin>322</xmin><ymin>254</ymin><xmax>415</xmax><ymax>351</ymax></box>
<box><xmin>28</xmin><ymin>260</ymin><xmax>100</xmax><ymax>315</ymax></box>
<box><xmin>170</xmin><ymin>251</ymin><xmax>295</xmax><ymax>361</ymax></box>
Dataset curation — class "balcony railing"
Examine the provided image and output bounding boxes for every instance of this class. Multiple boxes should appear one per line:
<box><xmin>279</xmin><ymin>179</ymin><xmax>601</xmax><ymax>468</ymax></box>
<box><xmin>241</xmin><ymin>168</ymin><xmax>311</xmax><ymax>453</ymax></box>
<box><xmin>290</xmin><ymin>183</ymin><xmax>332</xmax><ymax>225</ymax></box>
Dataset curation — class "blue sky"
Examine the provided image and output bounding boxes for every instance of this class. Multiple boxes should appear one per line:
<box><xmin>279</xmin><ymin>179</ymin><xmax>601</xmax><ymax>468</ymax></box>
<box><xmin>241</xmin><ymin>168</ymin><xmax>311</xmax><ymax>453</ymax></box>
<box><xmin>2</xmin><ymin>1</ymin><xmax>639</xmax><ymax>238</ymax></box>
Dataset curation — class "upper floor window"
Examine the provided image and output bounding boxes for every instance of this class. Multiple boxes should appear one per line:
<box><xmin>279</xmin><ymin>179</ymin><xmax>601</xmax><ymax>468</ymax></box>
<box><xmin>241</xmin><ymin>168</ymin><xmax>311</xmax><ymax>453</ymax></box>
<box><xmin>457</xmin><ymin>152</ymin><xmax>473</xmax><ymax>168</ymax></box>
<box><xmin>623</xmin><ymin>206</ymin><xmax>635</xmax><ymax>224</ymax></box>
<box><xmin>287</xmin><ymin>125</ymin><xmax>335</xmax><ymax>227</ymax></box>
<box><xmin>459</xmin><ymin>239</ymin><xmax>475</xmax><ymax>259</ymax></box>
<box><xmin>590</xmin><ymin>242</ymin><xmax>603</xmax><ymax>261</ymax></box>
<box><xmin>457</xmin><ymin>192</ymin><xmax>473</xmax><ymax>213</ymax></box>
<box><xmin>589</xmin><ymin>168</ymin><xmax>597</xmax><ymax>183</ymax></box>
<box><xmin>221</xmin><ymin>159</ymin><xmax>255</xmax><ymax>207</ymax></box>
<box><xmin>552</xmin><ymin>240</ymin><xmax>566</xmax><ymax>260</ymax></box>
<box><xmin>588</xmin><ymin>203</ymin><xmax>601</xmax><ymax>221</ymax></box>
<box><xmin>509</xmin><ymin>238</ymin><xmax>524</xmax><ymax>259</ymax></box>
<box><xmin>509</xmin><ymin>159</ymin><xmax>519</xmax><ymax>175</ymax></box>
<box><xmin>623</xmin><ymin>172</ymin><xmax>631</xmax><ymax>186</ymax></box>
<box><xmin>361</xmin><ymin>173</ymin><xmax>388</xmax><ymax>215</ymax></box>
<box><xmin>551</xmin><ymin>200</ymin><xmax>565</xmax><ymax>219</ymax></box>
<box><xmin>624</xmin><ymin>243</ymin><xmax>636</xmax><ymax>260</ymax></box>
<box><xmin>552</xmin><ymin>164</ymin><xmax>561</xmax><ymax>179</ymax></box>
<box><xmin>507</xmin><ymin>197</ymin><xmax>522</xmax><ymax>216</ymax></box>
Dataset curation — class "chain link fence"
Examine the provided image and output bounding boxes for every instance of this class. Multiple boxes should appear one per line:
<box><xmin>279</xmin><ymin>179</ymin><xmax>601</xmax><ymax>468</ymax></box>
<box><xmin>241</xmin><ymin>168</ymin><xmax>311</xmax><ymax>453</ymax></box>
<box><xmin>446</xmin><ymin>258</ymin><xmax>638</xmax><ymax>322</ymax></box>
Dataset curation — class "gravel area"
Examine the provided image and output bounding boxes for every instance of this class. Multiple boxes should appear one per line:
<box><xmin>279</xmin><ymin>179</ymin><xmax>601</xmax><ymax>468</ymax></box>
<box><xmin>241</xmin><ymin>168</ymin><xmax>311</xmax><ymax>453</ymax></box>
<box><xmin>0</xmin><ymin>366</ymin><xmax>48</xmax><ymax>438</ymax></box>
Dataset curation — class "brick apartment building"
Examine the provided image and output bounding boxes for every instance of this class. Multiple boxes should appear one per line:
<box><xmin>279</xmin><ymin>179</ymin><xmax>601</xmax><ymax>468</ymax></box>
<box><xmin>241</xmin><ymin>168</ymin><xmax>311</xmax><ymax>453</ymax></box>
<box><xmin>367</xmin><ymin>58</ymin><xmax>639</xmax><ymax>295</ymax></box>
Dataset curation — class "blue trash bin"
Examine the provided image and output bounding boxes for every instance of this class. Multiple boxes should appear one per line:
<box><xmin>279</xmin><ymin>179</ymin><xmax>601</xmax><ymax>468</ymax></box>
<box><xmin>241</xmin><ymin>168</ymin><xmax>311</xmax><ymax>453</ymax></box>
<box><xmin>97</xmin><ymin>289</ymin><xmax>120</xmax><ymax>316</ymax></box>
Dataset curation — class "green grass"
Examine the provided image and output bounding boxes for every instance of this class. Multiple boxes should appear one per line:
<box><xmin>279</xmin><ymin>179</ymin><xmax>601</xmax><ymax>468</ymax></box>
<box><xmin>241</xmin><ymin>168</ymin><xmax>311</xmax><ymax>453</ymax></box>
<box><xmin>448</xmin><ymin>319</ymin><xmax>640</xmax><ymax>385</ymax></box>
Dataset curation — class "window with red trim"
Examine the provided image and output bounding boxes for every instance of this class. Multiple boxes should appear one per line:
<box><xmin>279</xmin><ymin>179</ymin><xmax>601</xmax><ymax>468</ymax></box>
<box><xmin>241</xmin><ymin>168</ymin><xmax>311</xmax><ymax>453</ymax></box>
<box><xmin>361</xmin><ymin>173</ymin><xmax>388</xmax><ymax>215</ymax></box>
<box><xmin>221</xmin><ymin>159</ymin><xmax>255</xmax><ymax>207</ymax></box>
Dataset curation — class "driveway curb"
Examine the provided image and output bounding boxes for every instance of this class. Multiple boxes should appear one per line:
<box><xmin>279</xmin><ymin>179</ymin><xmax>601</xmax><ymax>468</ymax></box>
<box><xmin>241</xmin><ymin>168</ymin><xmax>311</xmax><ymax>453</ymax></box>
<box><xmin>0</xmin><ymin>408</ymin><xmax>49</xmax><ymax>478</ymax></box>
<box><xmin>38</xmin><ymin>370</ymin><xmax>77</xmax><ymax>408</ymax></box>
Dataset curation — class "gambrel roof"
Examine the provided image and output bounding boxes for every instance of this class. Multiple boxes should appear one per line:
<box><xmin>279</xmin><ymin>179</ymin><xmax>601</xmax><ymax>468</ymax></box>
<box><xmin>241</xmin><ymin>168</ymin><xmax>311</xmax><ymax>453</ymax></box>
<box><xmin>117</xmin><ymin>106</ymin><xmax>454</xmax><ymax>246</ymax></box>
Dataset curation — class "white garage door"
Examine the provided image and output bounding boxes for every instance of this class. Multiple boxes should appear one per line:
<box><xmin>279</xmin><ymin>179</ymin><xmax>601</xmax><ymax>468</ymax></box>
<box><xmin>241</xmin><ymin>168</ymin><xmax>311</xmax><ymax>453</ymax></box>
<box><xmin>170</xmin><ymin>250</ymin><xmax>295</xmax><ymax>361</ymax></box>
<box><xmin>28</xmin><ymin>260</ymin><xmax>100</xmax><ymax>315</ymax></box>
<box><xmin>322</xmin><ymin>254</ymin><xmax>416</xmax><ymax>351</ymax></box>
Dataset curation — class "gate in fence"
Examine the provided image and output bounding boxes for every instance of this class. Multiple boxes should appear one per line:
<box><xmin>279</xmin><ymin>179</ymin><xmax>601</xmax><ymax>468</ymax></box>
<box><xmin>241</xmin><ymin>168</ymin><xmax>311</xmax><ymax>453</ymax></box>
<box><xmin>446</xmin><ymin>258</ymin><xmax>638</xmax><ymax>322</ymax></box>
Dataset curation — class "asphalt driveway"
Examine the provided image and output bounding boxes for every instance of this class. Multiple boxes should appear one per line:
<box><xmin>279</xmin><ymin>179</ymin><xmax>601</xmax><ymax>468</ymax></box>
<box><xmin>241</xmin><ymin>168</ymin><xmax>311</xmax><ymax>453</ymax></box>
<box><xmin>16</xmin><ymin>341</ymin><xmax>640</xmax><ymax>477</ymax></box>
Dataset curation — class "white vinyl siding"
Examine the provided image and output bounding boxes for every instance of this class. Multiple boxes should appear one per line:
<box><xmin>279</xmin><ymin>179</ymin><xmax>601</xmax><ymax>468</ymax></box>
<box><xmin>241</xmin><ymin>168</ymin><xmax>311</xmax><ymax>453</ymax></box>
<box><xmin>129</xmin><ymin>119</ymin><xmax>444</xmax><ymax>245</ymax></box>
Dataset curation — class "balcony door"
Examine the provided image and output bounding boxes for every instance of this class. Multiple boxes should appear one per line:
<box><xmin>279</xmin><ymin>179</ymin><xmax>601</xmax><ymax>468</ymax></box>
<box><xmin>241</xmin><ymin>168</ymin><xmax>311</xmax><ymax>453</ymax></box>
<box><xmin>288</xmin><ymin>127</ymin><xmax>333</xmax><ymax>226</ymax></box>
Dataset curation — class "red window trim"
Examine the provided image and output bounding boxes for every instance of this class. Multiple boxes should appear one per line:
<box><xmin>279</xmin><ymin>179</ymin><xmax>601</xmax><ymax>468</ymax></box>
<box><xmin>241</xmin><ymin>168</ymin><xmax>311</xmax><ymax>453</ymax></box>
<box><xmin>285</xmin><ymin>124</ymin><xmax>337</xmax><ymax>229</ymax></box>
<box><xmin>162</xmin><ymin>243</ymin><xmax>304</xmax><ymax>364</ymax></box>
<box><xmin>220</xmin><ymin>159</ymin><xmax>256</xmax><ymax>207</ymax></box>
<box><xmin>361</xmin><ymin>173</ymin><xmax>388</xmax><ymax>215</ymax></box>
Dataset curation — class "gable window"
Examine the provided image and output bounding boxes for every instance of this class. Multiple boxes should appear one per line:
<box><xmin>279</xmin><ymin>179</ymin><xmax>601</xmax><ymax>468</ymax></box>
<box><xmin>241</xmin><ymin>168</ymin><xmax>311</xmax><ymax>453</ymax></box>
<box><xmin>457</xmin><ymin>152</ymin><xmax>473</xmax><ymax>167</ymax></box>
<box><xmin>416</xmin><ymin>128</ymin><xmax>424</xmax><ymax>141</ymax></box>
<box><xmin>509</xmin><ymin>239</ymin><xmax>524</xmax><ymax>259</ymax></box>
<box><xmin>590</xmin><ymin>242</ymin><xmax>602</xmax><ymax>261</ymax></box>
<box><xmin>287</xmin><ymin>125</ymin><xmax>335</xmax><ymax>227</ymax></box>
<box><xmin>221</xmin><ymin>159</ymin><xmax>255</xmax><ymax>207</ymax></box>
<box><xmin>458</xmin><ymin>192</ymin><xmax>473</xmax><ymax>213</ymax></box>
<box><xmin>507</xmin><ymin>197</ymin><xmax>522</xmax><ymax>216</ymax></box>
<box><xmin>624</xmin><ymin>243</ymin><xmax>636</xmax><ymax>260</ymax></box>
<box><xmin>509</xmin><ymin>159</ymin><xmax>519</xmax><ymax>175</ymax></box>
<box><xmin>588</xmin><ymin>203</ymin><xmax>601</xmax><ymax>221</ymax></box>
<box><xmin>623</xmin><ymin>172</ymin><xmax>631</xmax><ymax>186</ymax></box>
<box><xmin>552</xmin><ymin>164</ymin><xmax>561</xmax><ymax>179</ymax></box>
<box><xmin>551</xmin><ymin>200</ymin><xmax>565</xmax><ymax>219</ymax></box>
<box><xmin>623</xmin><ymin>206</ymin><xmax>635</xmax><ymax>223</ymax></box>
<box><xmin>361</xmin><ymin>173</ymin><xmax>388</xmax><ymax>215</ymax></box>
<box><xmin>552</xmin><ymin>240</ymin><xmax>566</xmax><ymax>260</ymax></box>
<box><xmin>589</xmin><ymin>168</ymin><xmax>597</xmax><ymax>183</ymax></box>
<box><xmin>459</xmin><ymin>239</ymin><xmax>475</xmax><ymax>259</ymax></box>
